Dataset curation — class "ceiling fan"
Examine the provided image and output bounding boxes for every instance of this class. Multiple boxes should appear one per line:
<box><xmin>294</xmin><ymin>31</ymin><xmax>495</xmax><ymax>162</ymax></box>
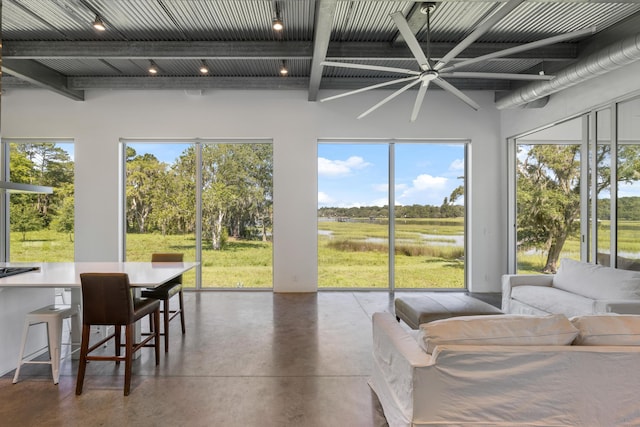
<box><xmin>320</xmin><ymin>0</ymin><xmax>595</xmax><ymax>122</ymax></box>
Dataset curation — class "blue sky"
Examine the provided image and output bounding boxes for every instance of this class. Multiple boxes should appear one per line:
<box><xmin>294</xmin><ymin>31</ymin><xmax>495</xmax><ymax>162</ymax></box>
<box><xmin>123</xmin><ymin>141</ymin><xmax>640</xmax><ymax>204</ymax></box>
<box><xmin>318</xmin><ymin>143</ymin><xmax>465</xmax><ymax>208</ymax></box>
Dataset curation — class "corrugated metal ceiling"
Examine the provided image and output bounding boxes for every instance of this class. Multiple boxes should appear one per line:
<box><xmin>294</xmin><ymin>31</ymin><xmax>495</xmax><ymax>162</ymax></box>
<box><xmin>2</xmin><ymin>0</ymin><xmax>640</xmax><ymax>99</ymax></box>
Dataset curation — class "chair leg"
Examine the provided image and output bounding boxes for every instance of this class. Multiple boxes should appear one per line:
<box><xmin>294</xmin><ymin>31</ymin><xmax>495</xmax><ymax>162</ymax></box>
<box><xmin>163</xmin><ymin>298</ymin><xmax>170</xmax><ymax>352</ymax></box>
<box><xmin>115</xmin><ymin>325</ymin><xmax>122</xmax><ymax>365</ymax></box>
<box><xmin>124</xmin><ymin>324</ymin><xmax>134</xmax><ymax>396</ymax></box>
<box><xmin>75</xmin><ymin>325</ymin><xmax>91</xmax><ymax>395</ymax></box>
<box><xmin>12</xmin><ymin>320</ymin><xmax>31</xmax><ymax>384</ymax></box>
<box><xmin>49</xmin><ymin>316</ymin><xmax>64</xmax><ymax>385</ymax></box>
<box><xmin>178</xmin><ymin>290</ymin><xmax>186</xmax><ymax>334</ymax></box>
<box><xmin>153</xmin><ymin>309</ymin><xmax>160</xmax><ymax>365</ymax></box>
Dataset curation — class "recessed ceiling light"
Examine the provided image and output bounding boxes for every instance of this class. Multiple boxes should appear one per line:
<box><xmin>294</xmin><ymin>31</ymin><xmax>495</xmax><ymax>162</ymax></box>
<box><xmin>280</xmin><ymin>61</ymin><xmax>288</xmax><ymax>76</ymax></box>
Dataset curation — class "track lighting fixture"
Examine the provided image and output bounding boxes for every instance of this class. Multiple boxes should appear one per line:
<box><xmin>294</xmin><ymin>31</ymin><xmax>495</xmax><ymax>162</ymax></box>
<box><xmin>148</xmin><ymin>60</ymin><xmax>158</xmax><ymax>74</ymax></box>
<box><xmin>280</xmin><ymin>60</ymin><xmax>288</xmax><ymax>76</ymax></box>
<box><xmin>272</xmin><ymin>17</ymin><xmax>283</xmax><ymax>31</ymax></box>
<box><xmin>93</xmin><ymin>15</ymin><xmax>106</xmax><ymax>31</ymax></box>
<box><xmin>272</xmin><ymin>2</ymin><xmax>283</xmax><ymax>31</ymax></box>
<box><xmin>199</xmin><ymin>60</ymin><xmax>209</xmax><ymax>74</ymax></box>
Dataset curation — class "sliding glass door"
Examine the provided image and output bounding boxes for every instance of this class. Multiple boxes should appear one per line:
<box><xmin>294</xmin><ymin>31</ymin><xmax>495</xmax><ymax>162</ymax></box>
<box><xmin>318</xmin><ymin>140</ymin><xmax>467</xmax><ymax>290</ymax></box>
<box><xmin>123</xmin><ymin>140</ymin><xmax>273</xmax><ymax>289</ymax></box>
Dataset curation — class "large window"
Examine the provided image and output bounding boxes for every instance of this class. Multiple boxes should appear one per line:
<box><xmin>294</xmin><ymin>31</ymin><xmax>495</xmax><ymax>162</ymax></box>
<box><xmin>514</xmin><ymin>118</ymin><xmax>583</xmax><ymax>274</ymax></box>
<box><xmin>318</xmin><ymin>141</ymin><xmax>467</xmax><ymax>289</ymax></box>
<box><xmin>616</xmin><ymin>97</ymin><xmax>640</xmax><ymax>270</ymax></box>
<box><xmin>1</xmin><ymin>139</ymin><xmax>74</xmax><ymax>262</ymax></box>
<box><xmin>123</xmin><ymin>140</ymin><xmax>273</xmax><ymax>289</ymax></box>
<box><xmin>510</xmin><ymin>94</ymin><xmax>640</xmax><ymax>274</ymax></box>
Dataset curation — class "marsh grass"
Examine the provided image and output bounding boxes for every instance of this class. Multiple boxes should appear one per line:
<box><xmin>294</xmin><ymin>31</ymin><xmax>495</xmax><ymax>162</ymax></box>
<box><xmin>12</xmin><ymin>218</ymin><xmax>638</xmax><ymax>289</ymax></box>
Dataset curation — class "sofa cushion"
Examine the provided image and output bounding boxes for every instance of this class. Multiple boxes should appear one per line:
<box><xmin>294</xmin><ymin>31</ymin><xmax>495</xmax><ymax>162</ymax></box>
<box><xmin>417</xmin><ymin>314</ymin><xmax>578</xmax><ymax>354</ymax></box>
<box><xmin>553</xmin><ymin>258</ymin><xmax>640</xmax><ymax>300</ymax></box>
<box><xmin>511</xmin><ymin>285</ymin><xmax>595</xmax><ymax>317</ymax></box>
<box><xmin>571</xmin><ymin>314</ymin><xmax>640</xmax><ymax>345</ymax></box>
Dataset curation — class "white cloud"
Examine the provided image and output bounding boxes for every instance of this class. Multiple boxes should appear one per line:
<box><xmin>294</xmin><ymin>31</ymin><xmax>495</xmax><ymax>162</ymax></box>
<box><xmin>371</xmin><ymin>198</ymin><xmax>389</xmax><ymax>207</ymax></box>
<box><xmin>317</xmin><ymin>191</ymin><xmax>334</xmax><ymax>204</ymax></box>
<box><xmin>412</xmin><ymin>174</ymin><xmax>448</xmax><ymax>190</ymax></box>
<box><xmin>318</xmin><ymin>156</ymin><xmax>371</xmax><ymax>177</ymax></box>
<box><xmin>372</xmin><ymin>183</ymin><xmax>388</xmax><ymax>192</ymax></box>
<box><xmin>397</xmin><ymin>174</ymin><xmax>449</xmax><ymax>205</ymax></box>
<box><xmin>449</xmin><ymin>158</ymin><xmax>464</xmax><ymax>172</ymax></box>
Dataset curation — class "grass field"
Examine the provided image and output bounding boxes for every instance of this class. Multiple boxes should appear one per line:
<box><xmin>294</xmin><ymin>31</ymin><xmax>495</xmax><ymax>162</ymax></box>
<box><xmin>10</xmin><ymin>219</ymin><xmax>640</xmax><ymax>289</ymax></box>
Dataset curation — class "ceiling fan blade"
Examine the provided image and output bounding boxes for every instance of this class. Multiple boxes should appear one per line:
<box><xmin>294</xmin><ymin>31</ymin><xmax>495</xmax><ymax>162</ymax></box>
<box><xmin>357</xmin><ymin>79</ymin><xmax>422</xmax><ymax>119</ymax></box>
<box><xmin>439</xmin><ymin>26</ymin><xmax>597</xmax><ymax>73</ymax></box>
<box><xmin>390</xmin><ymin>11</ymin><xmax>430</xmax><ymax>70</ymax></box>
<box><xmin>410</xmin><ymin>82</ymin><xmax>429</xmax><ymax>122</ymax></box>
<box><xmin>439</xmin><ymin>71</ymin><xmax>554</xmax><ymax>81</ymax></box>
<box><xmin>432</xmin><ymin>78</ymin><xmax>480</xmax><ymax>111</ymax></box>
<box><xmin>434</xmin><ymin>0</ymin><xmax>526</xmax><ymax>71</ymax></box>
<box><xmin>320</xmin><ymin>76</ymin><xmax>419</xmax><ymax>103</ymax></box>
<box><xmin>321</xmin><ymin>61</ymin><xmax>420</xmax><ymax>76</ymax></box>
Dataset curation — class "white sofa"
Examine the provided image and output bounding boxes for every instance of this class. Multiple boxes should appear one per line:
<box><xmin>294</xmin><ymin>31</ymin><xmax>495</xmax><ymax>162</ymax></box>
<box><xmin>370</xmin><ymin>311</ymin><xmax>640</xmax><ymax>426</ymax></box>
<box><xmin>502</xmin><ymin>258</ymin><xmax>640</xmax><ymax>317</ymax></box>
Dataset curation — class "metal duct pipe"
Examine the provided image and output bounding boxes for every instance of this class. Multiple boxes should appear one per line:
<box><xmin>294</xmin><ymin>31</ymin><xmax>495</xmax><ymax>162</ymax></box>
<box><xmin>495</xmin><ymin>32</ymin><xmax>640</xmax><ymax>110</ymax></box>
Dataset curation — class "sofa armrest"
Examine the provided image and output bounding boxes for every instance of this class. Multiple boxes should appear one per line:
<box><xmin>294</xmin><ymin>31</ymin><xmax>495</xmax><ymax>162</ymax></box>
<box><xmin>501</xmin><ymin>274</ymin><xmax>554</xmax><ymax>313</ymax></box>
<box><xmin>371</xmin><ymin>312</ymin><xmax>432</xmax><ymax>424</ymax></box>
<box><xmin>372</xmin><ymin>312</ymin><xmax>431</xmax><ymax>368</ymax></box>
<box><xmin>593</xmin><ymin>300</ymin><xmax>640</xmax><ymax>314</ymax></box>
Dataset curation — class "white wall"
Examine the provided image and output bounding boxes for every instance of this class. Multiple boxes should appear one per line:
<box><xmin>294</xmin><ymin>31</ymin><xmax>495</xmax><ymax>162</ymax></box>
<box><xmin>2</xmin><ymin>87</ymin><xmax>505</xmax><ymax>293</ymax></box>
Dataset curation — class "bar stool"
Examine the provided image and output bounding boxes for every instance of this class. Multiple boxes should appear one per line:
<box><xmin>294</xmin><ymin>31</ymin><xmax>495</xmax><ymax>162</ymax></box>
<box><xmin>142</xmin><ymin>253</ymin><xmax>186</xmax><ymax>352</ymax></box>
<box><xmin>13</xmin><ymin>304</ymin><xmax>79</xmax><ymax>385</ymax></box>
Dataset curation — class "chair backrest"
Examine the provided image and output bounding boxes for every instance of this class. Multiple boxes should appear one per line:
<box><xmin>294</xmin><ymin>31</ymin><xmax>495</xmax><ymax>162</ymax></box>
<box><xmin>80</xmin><ymin>273</ymin><xmax>135</xmax><ymax>325</ymax></box>
<box><xmin>151</xmin><ymin>253</ymin><xmax>184</xmax><ymax>285</ymax></box>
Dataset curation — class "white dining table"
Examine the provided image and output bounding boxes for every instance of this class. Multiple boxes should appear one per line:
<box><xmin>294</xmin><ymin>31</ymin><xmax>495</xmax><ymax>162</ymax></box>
<box><xmin>0</xmin><ymin>261</ymin><xmax>197</xmax><ymax>357</ymax></box>
<box><xmin>0</xmin><ymin>261</ymin><xmax>197</xmax><ymax>289</ymax></box>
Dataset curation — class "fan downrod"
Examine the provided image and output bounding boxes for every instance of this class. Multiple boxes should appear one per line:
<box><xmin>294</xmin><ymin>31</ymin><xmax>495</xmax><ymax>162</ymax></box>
<box><xmin>420</xmin><ymin>3</ymin><xmax>436</xmax><ymax>15</ymax></box>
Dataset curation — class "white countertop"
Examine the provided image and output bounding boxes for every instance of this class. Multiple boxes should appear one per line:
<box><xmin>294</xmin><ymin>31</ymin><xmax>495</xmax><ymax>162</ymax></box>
<box><xmin>0</xmin><ymin>262</ymin><xmax>198</xmax><ymax>288</ymax></box>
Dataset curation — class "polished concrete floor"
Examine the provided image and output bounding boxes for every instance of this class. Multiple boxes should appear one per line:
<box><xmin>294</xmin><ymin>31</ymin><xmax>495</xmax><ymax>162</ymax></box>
<box><xmin>0</xmin><ymin>291</ymin><xmax>501</xmax><ymax>426</ymax></box>
<box><xmin>1</xmin><ymin>291</ymin><xmax>401</xmax><ymax>426</ymax></box>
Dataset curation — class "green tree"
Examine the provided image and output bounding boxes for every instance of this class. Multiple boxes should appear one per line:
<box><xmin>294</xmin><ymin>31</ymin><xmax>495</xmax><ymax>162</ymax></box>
<box><xmin>51</xmin><ymin>184</ymin><xmax>75</xmax><ymax>242</ymax></box>
<box><xmin>126</xmin><ymin>153</ymin><xmax>167</xmax><ymax>233</ymax></box>
<box><xmin>517</xmin><ymin>145</ymin><xmax>581</xmax><ymax>273</ymax></box>
<box><xmin>10</xmin><ymin>198</ymin><xmax>43</xmax><ymax>241</ymax></box>
<box><xmin>517</xmin><ymin>143</ymin><xmax>639</xmax><ymax>273</ymax></box>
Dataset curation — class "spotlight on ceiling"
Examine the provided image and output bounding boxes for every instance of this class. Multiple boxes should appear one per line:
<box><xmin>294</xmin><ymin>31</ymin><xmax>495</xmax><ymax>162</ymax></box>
<box><xmin>272</xmin><ymin>2</ymin><xmax>283</xmax><ymax>31</ymax></box>
<box><xmin>148</xmin><ymin>60</ymin><xmax>159</xmax><ymax>74</ymax></box>
<box><xmin>199</xmin><ymin>60</ymin><xmax>209</xmax><ymax>74</ymax></box>
<box><xmin>272</xmin><ymin>18</ymin><xmax>283</xmax><ymax>31</ymax></box>
<box><xmin>280</xmin><ymin>60</ymin><xmax>288</xmax><ymax>76</ymax></box>
<box><xmin>93</xmin><ymin>15</ymin><xmax>106</xmax><ymax>31</ymax></box>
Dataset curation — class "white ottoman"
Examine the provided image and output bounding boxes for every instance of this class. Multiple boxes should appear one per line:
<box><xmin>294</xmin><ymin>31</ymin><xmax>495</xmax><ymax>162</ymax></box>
<box><xmin>395</xmin><ymin>293</ymin><xmax>502</xmax><ymax>329</ymax></box>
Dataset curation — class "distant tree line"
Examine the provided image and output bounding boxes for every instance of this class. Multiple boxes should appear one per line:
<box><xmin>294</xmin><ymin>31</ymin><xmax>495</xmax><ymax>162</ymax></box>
<box><xmin>598</xmin><ymin>197</ymin><xmax>640</xmax><ymax>221</ymax></box>
<box><xmin>318</xmin><ymin>199</ymin><xmax>464</xmax><ymax>219</ymax></box>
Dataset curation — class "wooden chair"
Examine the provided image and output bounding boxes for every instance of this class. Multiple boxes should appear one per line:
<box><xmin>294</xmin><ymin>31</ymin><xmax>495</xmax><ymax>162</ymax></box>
<box><xmin>76</xmin><ymin>273</ymin><xmax>160</xmax><ymax>396</ymax></box>
<box><xmin>141</xmin><ymin>253</ymin><xmax>186</xmax><ymax>352</ymax></box>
